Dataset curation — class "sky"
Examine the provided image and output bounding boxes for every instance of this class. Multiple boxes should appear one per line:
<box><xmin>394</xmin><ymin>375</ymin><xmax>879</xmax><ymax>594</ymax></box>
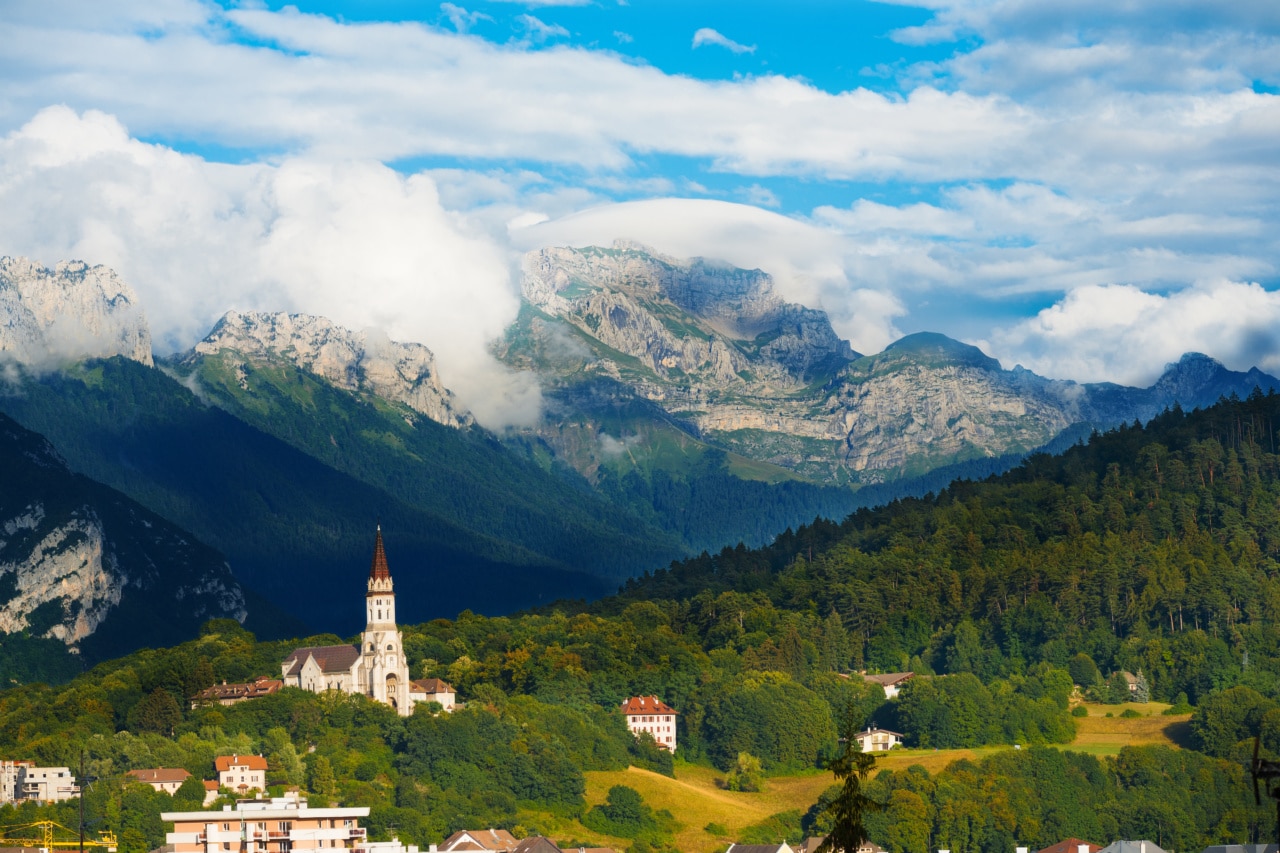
<box><xmin>0</xmin><ymin>0</ymin><xmax>1278</xmax><ymax>425</ymax></box>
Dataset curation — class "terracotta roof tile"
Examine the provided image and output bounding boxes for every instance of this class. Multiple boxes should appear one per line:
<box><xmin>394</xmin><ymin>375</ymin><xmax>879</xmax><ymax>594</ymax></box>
<box><xmin>621</xmin><ymin>696</ymin><xmax>676</xmax><ymax>715</ymax></box>
<box><xmin>214</xmin><ymin>754</ymin><xmax>268</xmax><ymax>772</ymax></box>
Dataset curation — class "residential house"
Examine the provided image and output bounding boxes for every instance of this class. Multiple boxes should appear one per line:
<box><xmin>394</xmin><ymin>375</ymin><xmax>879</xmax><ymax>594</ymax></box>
<box><xmin>161</xmin><ymin>796</ymin><xmax>369</xmax><ymax>853</ymax></box>
<box><xmin>725</xmin><ymin>843</ymin><xmax>795</xmax><ymax>853</ymax></box>
<box><xmin>126</xmin><ymin>768</ymin><xmax>192</xmax><ymax>794</ymax></box>
<box><xmin>438</xmin><ymin>830</ymin><xmax>520</xmax><ymax>853</ymax></box>
<box><xmin>621</xmin><ymin>696</ymin><xmax>678</xmax><ymax>752</ymax></box>
<box><xmin>852</xmin><ymin>728</ymin><xmax>902</xmax><ymax>752</ymax></box>
<box><xmin>1037</xmin><ymin>839</ymin><xmax>1101</xmax><ymax>853</ymax></box>
<box><xmin>408</xmin><ymin>678</ymin><xmax>456</xmax><ymax>712</ymax></box>
<box><xmin>281</xmin><ymin>528</ymin><xmax>413</xmax><ymax>716</ymax></box>
<box><xmin>861</xmin><ymin>672</ymin><xmax>913</xmax><ymax>700</ymax></box>
<box><xmin>1201</xmin><ymin>846</ymin><xmax>1279</xmax><ymax>853</ymax></box>
<box><xmin>798</xmin><ymin>836</ymin><xmax>885</xmax><ymax>853</ymax></box>
<box><xmin>203</xmin><ymin>780</ymin><xmax>220</xmax><ymax>806</ymax></box>
<box><xmin>191</xmin><ymin>677</ymin><xmax>283</xmax><ymax>708</ymax></box>
<box><xmin>215</xmin><ymin>754</ymin><xmax>268</xmax><ymax>796</ymax></box>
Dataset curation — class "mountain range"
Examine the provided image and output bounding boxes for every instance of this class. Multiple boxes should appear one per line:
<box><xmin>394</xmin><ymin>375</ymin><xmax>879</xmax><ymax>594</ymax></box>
<box><xmin>0</xmin><ymin>247</ymin><xmax>1277</xmax><ymax>663</ymax></box>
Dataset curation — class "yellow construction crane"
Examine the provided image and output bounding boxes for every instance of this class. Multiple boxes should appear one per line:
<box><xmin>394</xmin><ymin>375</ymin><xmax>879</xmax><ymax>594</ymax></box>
<box><xmin>0</xmin><ymin>820</ymin><xmax>118</xmax><ymax>852</ymax></box>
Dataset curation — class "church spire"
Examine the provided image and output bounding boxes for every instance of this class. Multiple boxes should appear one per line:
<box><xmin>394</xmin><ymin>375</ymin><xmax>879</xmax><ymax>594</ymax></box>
<box><xmin>369</xmin><ymin>524</ymin><xmax>391</xmax><ymax>582</ymax></box>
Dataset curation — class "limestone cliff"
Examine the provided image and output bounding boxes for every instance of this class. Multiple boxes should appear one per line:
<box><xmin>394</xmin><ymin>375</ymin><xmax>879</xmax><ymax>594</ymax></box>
<box><xmin>0</xmin><ymin>413</ymin><xmax>247</xmax><ymax>654</ymax></box>
<box><xmin>0</xmin><ymin>257</ymin><xmax>153</xmax><ymax>367</ymax></box>
<box><xmin>190</xmin><ymin>311</ymin><xmax>472</xmax><ymax>428</ymax></box>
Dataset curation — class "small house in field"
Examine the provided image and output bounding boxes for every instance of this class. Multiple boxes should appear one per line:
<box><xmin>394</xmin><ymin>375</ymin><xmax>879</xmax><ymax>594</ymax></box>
<box><xmin>852</xmin><ymin>727</ymin><xmax>903</xmax><ymax>752</ymax></box>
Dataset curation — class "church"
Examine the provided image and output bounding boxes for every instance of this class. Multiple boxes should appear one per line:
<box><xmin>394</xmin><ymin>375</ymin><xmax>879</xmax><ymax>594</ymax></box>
<box><xmin>280</xmin><ymin>527</ymin><xmax>454</xmax><ymax>716</ymax></box>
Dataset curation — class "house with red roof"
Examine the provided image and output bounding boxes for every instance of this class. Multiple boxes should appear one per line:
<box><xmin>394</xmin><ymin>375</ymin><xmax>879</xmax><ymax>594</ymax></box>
<box><xmin>214</xmin><ymin>754</ymin><xmax>267</xmax><ymax>795</ymax></box>
<box><xmin>621</xmin><ymin>696</ymin><xmax>678</xmax><ymax>752</ymax></box>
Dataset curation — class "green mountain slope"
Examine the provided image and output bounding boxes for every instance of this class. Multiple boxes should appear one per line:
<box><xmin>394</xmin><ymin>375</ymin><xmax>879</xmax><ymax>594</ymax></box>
<box><xmin>169</xmin><ymin>346</ymin><xmax>686</xmax><ymax>576</ymax></box>
<box><xmin>603</xmin><ymin>391</ymin><xmax>1280</xmax><ymax>703</ymax></box>
<box><xmin>0</xmin><ymin>358</ymin><xmax>618</xmax><ymax>634</ymax></box>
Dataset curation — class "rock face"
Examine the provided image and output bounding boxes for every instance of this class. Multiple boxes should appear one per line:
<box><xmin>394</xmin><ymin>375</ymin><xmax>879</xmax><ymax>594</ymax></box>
<box><xmin>521</xmin><ymin>243</ymin><xmax>856</xmax><ymax>391</ymax></box>
<box><xmin>504</xmin><ymin>245</ymin><xmax>1280</xmax><ymax>485</ymax></box>
<box><xmin>0</xmin><ymin>257</ymin><xmax>153</xmax><ymax>368</ymax></box>
<box><xmin>190</xmin><ymin>311</ymin><xmax>472</xmax><ymax>428</ymax></box>
<box><xmin>0</xmin><ymin>413</ymin><xmax>246</xmax><ymax>655</ymax></box>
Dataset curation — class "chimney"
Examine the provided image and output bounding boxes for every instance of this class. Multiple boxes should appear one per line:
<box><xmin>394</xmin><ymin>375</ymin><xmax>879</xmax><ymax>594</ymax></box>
<box><xmin>1078</xmin><ymin>846</ymin><xmax>1089</xmax><ymax>853</ymax></box>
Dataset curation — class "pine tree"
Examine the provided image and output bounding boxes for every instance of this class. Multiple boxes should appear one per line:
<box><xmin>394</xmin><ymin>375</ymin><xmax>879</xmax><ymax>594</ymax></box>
<box><xmin>816</xmin><ymin>719</ymin><xmax>882</xmax><ymax>853</ymax></box>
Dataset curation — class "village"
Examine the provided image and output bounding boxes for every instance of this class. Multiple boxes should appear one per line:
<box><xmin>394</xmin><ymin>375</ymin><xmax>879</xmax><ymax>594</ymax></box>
<box><xmin>0</xmin><ymin>531</ymin><xmax>1237</xmax><ymax>853</ymax></box>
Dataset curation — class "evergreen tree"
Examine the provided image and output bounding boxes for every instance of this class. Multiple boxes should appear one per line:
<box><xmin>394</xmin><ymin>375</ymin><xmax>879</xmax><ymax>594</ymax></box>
<box><xmin>815</xmin><ymin>720</ymin><xmax>881</xmax><ymax>853</ymax></box>
<box><xmin>1133</xmin><ymin>669</ymin><xmax>1151</xmax><ymax>703</ymax></box>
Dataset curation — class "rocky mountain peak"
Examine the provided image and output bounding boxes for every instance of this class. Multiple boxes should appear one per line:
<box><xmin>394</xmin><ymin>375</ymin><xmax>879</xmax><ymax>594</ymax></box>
<box><xmin>1151</xmin><ymin>352</ymin><xmax>1280</xmax><ymax>409</ymax></box>
<box><xmin>520</xmin><ymin>244</ymin><xmax>856</xmax><ymax>385</ymax></box>
<box><xmin>875</xmin><ymin>332</ymin><xmax>1002</xmax><ymax>372</ymax></box>
<box><xmin>190</xmin><ymin>311</ymin><xmax>472</xmax><ymax>428</ymax></box>
<box><xmin>0</xmin><ymin>256</ymin><xmax>153</xmax><ymax>368</ymax></box>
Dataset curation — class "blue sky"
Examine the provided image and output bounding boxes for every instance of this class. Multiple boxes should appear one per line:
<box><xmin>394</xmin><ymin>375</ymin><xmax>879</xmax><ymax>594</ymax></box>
<box><xmin>0</xmin><ymin>0</ymin><xmax>1278</xmax><ymax>424</ymax></box>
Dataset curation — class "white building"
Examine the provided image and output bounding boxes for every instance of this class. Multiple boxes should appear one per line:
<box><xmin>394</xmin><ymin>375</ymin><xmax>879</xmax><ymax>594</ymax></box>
<box><xmin>215</xmin><ymin>754</ymin><xmax>267</xmax><ymax>796</ymax></box>
<box><xmin>621</xmin><ymin>696</ymin><xmax>678</xmax><ymax>752</ymax></box>
<box><xmin>10</xmin><ymin>758</ymin><xmax>79</xmax><ymax>799</ymax></box>
<box><xmin>852</xmin><ymin>727</ymin><xmax>903</xmax><ymax>752</ymax></box>
<box><xmin>282</xmin><ymin>527</ymin><xmax>413</xmax><ymax>716</ymax></box>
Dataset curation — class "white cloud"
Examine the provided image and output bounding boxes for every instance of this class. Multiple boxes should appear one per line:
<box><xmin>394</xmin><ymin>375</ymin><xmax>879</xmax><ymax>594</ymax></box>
<box><xmin>1</xmin><ymin>1</ymin><xmax>1279</xmax><ymax>388</ymax></box>
<box><xmin>691</xmin><ymin>27</ymin><xmax>756</xmax><ymax>55</ymax></box>
<box><xmin>613</xmin><ymin>31</ymin><xmax>633</xmax><ymax>44</ymax></box>
<box><xmin>987</xmin><ymin>280</ymin><xmax>1280</xmax><ymax>385</ymax></box>
<box><xmin>0</xmin><ymin>107</ymin><xmax>541</xmax><ymax>427</ymax></box>
<box><xmin>516</xmin><ymin>13</ymin><xmax>569</xmax><ymax>42</ymax></box>
<box><xmin>440</xmin><ymin>3</ymin><xmax>492</xmax><ymax>33</ymax></box>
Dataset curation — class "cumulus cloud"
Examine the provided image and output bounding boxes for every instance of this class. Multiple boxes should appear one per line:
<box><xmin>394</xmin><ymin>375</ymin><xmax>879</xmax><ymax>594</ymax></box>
<box><xmin>1</xmin><ymin>1</ymin><xmax>1279</xmax><ymax>387</ymax></box>
<box><xmin>0</xmin><ymin>107</ymin><xmax>540</xmax><ymax>427</ymax></box>
<box><xmin>691</xmin><ymin>27</ymin><xmax>756</xmax><ymax>54</ymax></box>
<box><xmin>987</xmin><ymin>280</ymin><xmax>1280</xmax><ymax>385</ymax></box>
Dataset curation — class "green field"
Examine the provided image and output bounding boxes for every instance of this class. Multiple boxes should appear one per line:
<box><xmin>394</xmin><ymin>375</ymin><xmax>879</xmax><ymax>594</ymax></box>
<box><xmin>568</xmin><ymin>706</ymin><xmax>1195</xmax><ymax>853</ymax></box>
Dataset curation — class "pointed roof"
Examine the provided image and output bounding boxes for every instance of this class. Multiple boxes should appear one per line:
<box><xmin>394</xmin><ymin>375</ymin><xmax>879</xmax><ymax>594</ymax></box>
<box><xmin>369</xmin><ymin>525</ymin><xmax>391</xmax><ymax>582</ymax></box>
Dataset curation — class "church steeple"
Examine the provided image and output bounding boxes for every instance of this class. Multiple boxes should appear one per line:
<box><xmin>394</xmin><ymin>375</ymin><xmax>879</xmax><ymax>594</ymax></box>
<box><xmin>369</xmin><ymin>524</ymin><xmax>391</xmax><ymax>584</ymax></box>
<box><xmin>366</xmin><ymin>525</ymin><xmax>395</xmax><ymax>624</ymax></box>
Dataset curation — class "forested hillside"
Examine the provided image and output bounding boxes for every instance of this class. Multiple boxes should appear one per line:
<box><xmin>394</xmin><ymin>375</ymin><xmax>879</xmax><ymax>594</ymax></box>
<box><xmin>4</xmin><ymin>396</ymin><xmax>1280</xmax><ymax>853</ymax></box>
<box><xmin>607</xmin><ymin>391</ymin><xmax>1280</xmax><ymax>704</ymax></box>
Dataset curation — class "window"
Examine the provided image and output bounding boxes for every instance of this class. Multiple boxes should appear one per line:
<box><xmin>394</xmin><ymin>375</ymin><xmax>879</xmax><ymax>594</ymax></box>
<box><xmin>387</xmin><ymin>644</ymin><xmax>393</xmax><ymax>651</ymax></box>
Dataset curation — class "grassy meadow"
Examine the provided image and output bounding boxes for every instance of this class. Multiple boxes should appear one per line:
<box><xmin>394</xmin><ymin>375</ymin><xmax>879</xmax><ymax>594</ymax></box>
<box><xmin>563</xmin><ymin>703</ymin><xmax>1194</xmax><ymax>853</ymax></box>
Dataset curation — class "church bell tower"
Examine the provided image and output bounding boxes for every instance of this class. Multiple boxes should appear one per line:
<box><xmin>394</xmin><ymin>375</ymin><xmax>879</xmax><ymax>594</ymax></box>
<box><xmin>360</xmin><ymin>525</ymin><xmax>411</xmax><ymax>714</ymax></box>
